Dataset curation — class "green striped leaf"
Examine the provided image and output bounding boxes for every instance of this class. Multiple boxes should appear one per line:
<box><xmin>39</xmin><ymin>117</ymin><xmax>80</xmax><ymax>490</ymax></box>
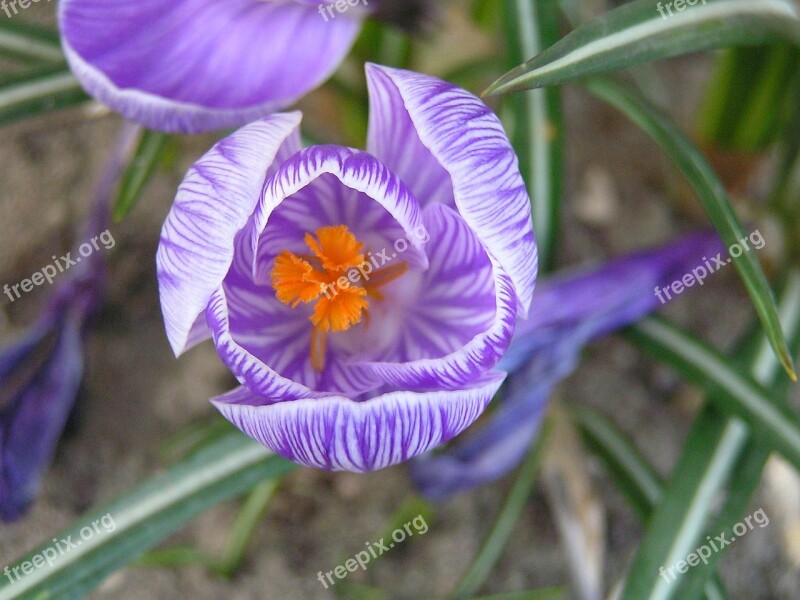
<box><xmin>484</xmin><ymin>0</ymin><xmax>800</xmax><ymax>96</ymax></box>
<box><xmin>0</xmin><ymin>20</ymin><xmax>63</xmax><ymax>64</ymax></box>
<box><xmin>573</xmin><ymin>406</ymin><xmax>730</xmax><ymax>600</ymax></box>
<box><xmin>629</xmin><ymin>316</ymin><xmax>800</xmax><ymax>470</ymax></box>
<box><xmin>618</xmin><ymin>271</ymin><xmax>800</xmax><ymax>600</ymax></box>
<box><xmin>586</xmin><ymin>76</ymin><xmax>796</xmax><ymax>380</ymax></box>
<box><xmin>667</xmin><ymin>271</ymin><xmax>800</xmax><ymax>599</ymax></box>
<box><xmin>0</xmin><ymin>66</ymin><xmax>89</xmax><ymax>128</ymax></box>
<box><xmin>0</xmin><ymin>433</ymin><xmax>296</xmax><ymax>600</ymax></box>
<box><xmin>503</xmin><ymin>0</ymin><xmax>563</xmax><ymax>272</ymax></box>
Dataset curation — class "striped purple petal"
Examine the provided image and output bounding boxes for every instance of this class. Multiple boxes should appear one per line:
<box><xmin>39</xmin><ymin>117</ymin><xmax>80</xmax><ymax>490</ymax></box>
<box><xmin>59</xmin><ymin>0</ymin><xmax>362</xmax><ymax>133</ymax></box>
<box><xmin>212</xmin><ymin>371</ymin><xmax>506</xmax><ymax>471</ymax></box>
<box><xmin>210</xmin><ymin>145</ymin><xmax>428</xmax><ymax>398</ymax></box>
<box><xmin>157</xmin><ymin>113</ymin><xmax>302</xmax><ymax>356</ymax></box>
<box><xmin>358</xmin><ymin>203</ymin><xmax>518</xmax><ymax>390</ymax></box>
<box><xmin>365</xmin><ymin>64</ymin><xmax>538</xmax><ymax>316</ymax></box>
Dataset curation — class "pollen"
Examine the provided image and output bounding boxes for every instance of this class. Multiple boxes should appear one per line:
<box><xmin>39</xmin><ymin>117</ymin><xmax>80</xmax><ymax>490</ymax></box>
<box><xmin>270</xmin><ymin>224</ymin><xmax>408</xmax><ymax>372</ymax></box>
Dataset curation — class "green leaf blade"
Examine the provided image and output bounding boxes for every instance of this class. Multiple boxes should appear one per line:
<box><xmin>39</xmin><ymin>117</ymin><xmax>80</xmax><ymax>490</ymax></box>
<box><xmin>586</xmin><ymin>76</ymin><xmax>795</xmax><ymax>380</ymax></box>
<box><xmin>0</xmin><ymin>433</ymin><xmax>296</xmax><ymax>600</ymax></box>
<box><xmin>0</xmin><ymin>20</ymin><xmax>63</xmax><ymax>64</ymax></box>
<box><xmin>113</xmin><ymin>130</ymin><xmax>172</xmax><ymax>221</ymax></box>
<box><xmin>0</xmin><ymin>66</ymin><xmax>89</xmax><ymax>128</ymax></box>
<box><xmin>503</xmin><ymin>0</ymin><xmax>563</xmax><ymax>273</ymax></box>
<box><xmin>618</xmin><ymin>270</ymin><xmax>800</xmax><ymax>600</ymax></box>
<box><xmin>485</xmin><ymin>0</ymin><xmax>800</xmax><ymax>96</ymax></box>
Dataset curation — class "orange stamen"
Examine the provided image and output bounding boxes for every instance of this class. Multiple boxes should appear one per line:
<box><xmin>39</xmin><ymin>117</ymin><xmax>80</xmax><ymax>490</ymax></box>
<box><xmin>305</xmin><ymin>225</ymin><xmax>365</xmax><ymax>272</ymax></box>
<box><xmin>270</xmin><ymin>224</ymin><xmax>409</xmax><ymax>372</ymax></box>
<box><xmin>270</xmin><ymin>251</ymin><xmax>326</xmax><ymax>308</ymax></box>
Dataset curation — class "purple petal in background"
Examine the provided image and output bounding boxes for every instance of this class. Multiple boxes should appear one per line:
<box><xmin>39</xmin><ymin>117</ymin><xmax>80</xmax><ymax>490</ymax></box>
<box><xmin>0</xmin><ymin>306</ymin><xmax>85</xmax><ymax>521</ymax></box>
<box><xmin>60</xmin><ymin>0</ymin><xmax>361</xmax><ymax>133</ymax></box>
<box><xmin>410</xmin><ymin>231</ymin><xmax>725</xmax><ymax>499</ymax></box>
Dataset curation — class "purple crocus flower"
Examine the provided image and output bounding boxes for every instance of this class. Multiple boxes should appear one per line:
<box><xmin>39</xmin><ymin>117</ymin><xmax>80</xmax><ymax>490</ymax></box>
<box><xmin>59</xmin><ymin>0</ymin><xmax>373</xmax><ymax>133</ymax></box>
<box><xmin>0</xmin><ymin>124</ymin><xmax>136</xmax><ymax>521</ymax></box>
<box><xmin>157</xmin><ymin>65</ymin><xmax>537</xmax><ymax>471</ymax></box>
<box><xmin>0</xmin><ymin>279</ymin><xmax>94</xmax><ymax>521</ymax></box>
<box><xmin>410</xmin><ymin>232</ymin><xmax>726</xmax><ymax>499</ymax></box>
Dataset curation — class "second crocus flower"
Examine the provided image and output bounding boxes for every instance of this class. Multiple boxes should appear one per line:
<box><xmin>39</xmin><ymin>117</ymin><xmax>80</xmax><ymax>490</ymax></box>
<box><xmin>60</xmin><ymin>0</ymin><xmax>371</xmax><ymax>133</ymax></box>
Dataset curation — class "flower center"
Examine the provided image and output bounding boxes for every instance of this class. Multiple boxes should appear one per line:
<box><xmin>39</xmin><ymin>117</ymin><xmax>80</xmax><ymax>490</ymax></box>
<box><xmin>270</xmin><ymin>225</ymin><xmax>408</xmax><ymax>372</ymax></box>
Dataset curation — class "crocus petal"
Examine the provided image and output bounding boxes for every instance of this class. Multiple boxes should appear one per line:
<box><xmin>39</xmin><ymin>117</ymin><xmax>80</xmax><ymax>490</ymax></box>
<box><xmin>59</xmin><ymin>0</ymin><xmax>361</xmax><ymax>133</ymax></box>
<box><xmin>0</xmin><ymin>317</ymin><xmax>84</xmax><ymax>521</ymax></box>
<box><xmin>359</xmin><ymin>203</ymin><xmax>517</xmax><ymax>390</ymax></box>
<box><xmin>211</xmin><ymin>370</ymin><xmax>506</xmax><ymax>471</ymax></box>
<box><xmin>212</xmin><ymin>229</ymin><xmax>380</xmax><ymax>399</ymax></box>
<box><xmin>157</xmin><ymin>114</ymin><xmax>302</xmax><ymax>356</ymax></box>
<box><xmin>251</xmin><ymin>145</ymin><xmax>428</xmax><ymax>274</ymax></box>
<box><xmin>411</xmin><ymin>231</ymin><xmax>726</xmax><ymax>499</ymax></box>
<box><xmin>410</xmin><ymin>359</ymin><xmax>552</xmax><ymax>500</ymax></box>
<box><xmin>210</xmin><ymin>145</ymin><xmax>430</xmax><ymax>398</ymax></box>
<box><xmin>365</xmin><ymin>64</ymin><xmax>537</xmax><ymax>315</ymax></box>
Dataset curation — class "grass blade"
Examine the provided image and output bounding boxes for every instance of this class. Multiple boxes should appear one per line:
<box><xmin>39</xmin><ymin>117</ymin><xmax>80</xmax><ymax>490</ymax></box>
<box><xmin>629</xmin><ymin>317</ymin><xmax>800</xmax><ymax>465</ymax></box>
<box><xmin>484</xmin><ymin>0</ymin><xmax>800</xmax><ymax>96</ymax></box>
<box><xmin>668</xmin><ymin>271</ymin><xmax>800</xmax><ymax>599</ymax></box>
<box><xmin>113</xmin><ymin>130</ymin><xmax>172</xmax><ymax>221</ymax></box>
<box><xmin>572</xmin><ymin>406</ymin><xmax>662</xmax><ymax>521</ymax></box>
<box><xmin>213</xmin><ymin>479</ymin><xmax>280</xmax><ymax>577</ymax></box>
<box><xmin>0</xmin><ymin>20</ymin><xmax>62</xmax><ymax>64</ymax></box>
<box><xmin>503</xmin><ymin>0</ymin><xmax>563</xmax><ymax>272</ymax></box>
<box><xmin>586</xmin><ymin>76</ymin><xmax>795</xmax><ymax>380</ymax></box>
<box><xmin>0</xmin><ymin>66</ymin><xmax>89</xmax><ymax>128</ymax></box>
<box><xmin>628</xmin><ymin>316</ymin><xmax>800</xmax><ymax>469</ymax></box>
<box><xmin>572</xmin><ymin>406</ymin><xmax>730</xmax><ymax>600</ymax></box>
<box><xmin>453</xmin><ymin>420</ymin><xmax>551</xmax><ymax>599</ymax></box>
<box><xmin>0</xmin><ymin>433</ymin><xmax>296</xmax><ymax>600</ymax></box>
<box><xmin>618</xmin><ymin>271</ymin><xmax>800</xmax><ymax>600</ymax></box>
